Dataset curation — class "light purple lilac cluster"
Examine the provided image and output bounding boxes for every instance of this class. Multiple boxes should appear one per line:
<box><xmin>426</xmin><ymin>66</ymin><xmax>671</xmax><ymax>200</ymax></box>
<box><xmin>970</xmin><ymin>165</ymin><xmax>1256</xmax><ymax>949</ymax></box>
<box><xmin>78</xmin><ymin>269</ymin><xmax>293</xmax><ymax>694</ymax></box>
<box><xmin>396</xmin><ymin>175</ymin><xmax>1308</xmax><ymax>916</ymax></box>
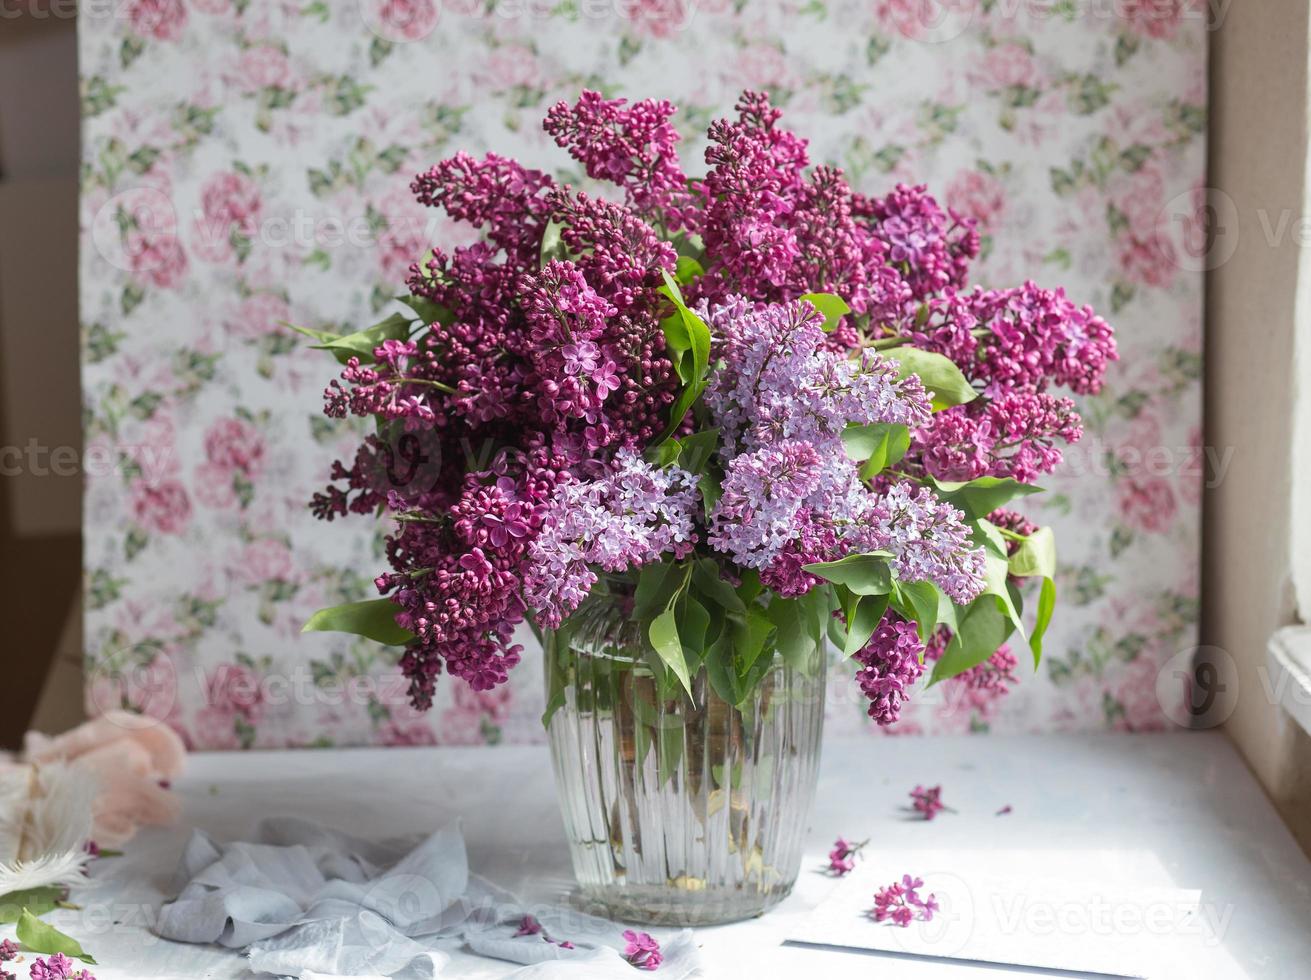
<box><xmin>308</xmin><ymin>88</ymin><xmax>1115</xmax><ymax>722</ymax></box>
<box><xmin>525</xmin><ymin>451</ymin><xmax>699</xmax><ymax>629</ymax></box>
<box><xmin>698</xmin><ymin>296</ymin><xmax>982</xmax><ymax>605</ymax></box>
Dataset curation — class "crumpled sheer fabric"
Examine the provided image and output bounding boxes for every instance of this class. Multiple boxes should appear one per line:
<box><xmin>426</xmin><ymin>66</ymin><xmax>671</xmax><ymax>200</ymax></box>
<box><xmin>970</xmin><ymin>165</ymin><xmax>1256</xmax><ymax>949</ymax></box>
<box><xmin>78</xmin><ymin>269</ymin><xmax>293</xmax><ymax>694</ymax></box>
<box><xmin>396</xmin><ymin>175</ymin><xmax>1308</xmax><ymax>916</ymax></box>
<box><xmin>154</xmin><ymin>816</ymin><xmax>701</xmax><ymax>979</ymax></box>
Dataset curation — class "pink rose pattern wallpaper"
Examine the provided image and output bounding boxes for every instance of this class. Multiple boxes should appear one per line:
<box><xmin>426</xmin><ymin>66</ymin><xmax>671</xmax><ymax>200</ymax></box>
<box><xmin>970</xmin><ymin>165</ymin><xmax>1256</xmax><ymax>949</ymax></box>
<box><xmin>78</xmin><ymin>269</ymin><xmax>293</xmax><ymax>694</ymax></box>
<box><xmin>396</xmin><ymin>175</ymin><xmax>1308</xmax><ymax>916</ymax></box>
<box><xmin>80</xmin><ymin>1</ymin><xmax>1207</xmax><ymax>749</ymax></box>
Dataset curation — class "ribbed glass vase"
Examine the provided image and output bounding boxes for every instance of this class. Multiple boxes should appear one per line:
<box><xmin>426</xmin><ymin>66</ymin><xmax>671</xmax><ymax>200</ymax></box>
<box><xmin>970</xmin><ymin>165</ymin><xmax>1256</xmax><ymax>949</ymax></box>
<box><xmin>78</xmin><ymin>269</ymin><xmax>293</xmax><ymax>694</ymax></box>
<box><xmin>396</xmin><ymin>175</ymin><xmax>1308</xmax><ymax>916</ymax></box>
<box><xmin>543</xmin><ymin>590</ymin><xmax>825</xmax><ymax>926</ymax></box>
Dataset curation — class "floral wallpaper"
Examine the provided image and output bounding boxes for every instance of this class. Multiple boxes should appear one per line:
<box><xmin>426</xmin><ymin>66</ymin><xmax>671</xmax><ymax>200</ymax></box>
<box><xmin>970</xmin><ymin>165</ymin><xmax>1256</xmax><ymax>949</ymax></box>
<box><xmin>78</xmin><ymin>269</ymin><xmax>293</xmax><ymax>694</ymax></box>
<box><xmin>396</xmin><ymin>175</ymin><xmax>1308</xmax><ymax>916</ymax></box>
<box><xmin>80</xmin><ymin>0</ymin><xmax>1207</xmax><ymax>749</ymax></box>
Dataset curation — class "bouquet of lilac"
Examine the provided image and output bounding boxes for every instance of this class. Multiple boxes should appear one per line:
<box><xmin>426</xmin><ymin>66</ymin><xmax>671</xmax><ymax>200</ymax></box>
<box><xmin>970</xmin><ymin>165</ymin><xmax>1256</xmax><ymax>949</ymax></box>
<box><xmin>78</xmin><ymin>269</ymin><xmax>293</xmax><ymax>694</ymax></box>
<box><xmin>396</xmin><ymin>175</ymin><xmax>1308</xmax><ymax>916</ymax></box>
<box><xmin>300</xmin><ymin>90</ymin><xmax>1116</xmax><ymax>728</ymax></box>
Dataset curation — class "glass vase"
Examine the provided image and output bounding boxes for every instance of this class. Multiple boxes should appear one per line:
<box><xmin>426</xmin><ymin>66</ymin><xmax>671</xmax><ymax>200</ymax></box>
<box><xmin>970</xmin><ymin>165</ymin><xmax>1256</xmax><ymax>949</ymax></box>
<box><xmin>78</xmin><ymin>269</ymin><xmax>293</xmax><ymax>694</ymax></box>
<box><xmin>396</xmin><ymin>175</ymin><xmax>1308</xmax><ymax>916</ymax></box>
<box><xmin>543</xmin><ymin>591</ymin><xmax>826</xmax><ymax>926</ymax></box>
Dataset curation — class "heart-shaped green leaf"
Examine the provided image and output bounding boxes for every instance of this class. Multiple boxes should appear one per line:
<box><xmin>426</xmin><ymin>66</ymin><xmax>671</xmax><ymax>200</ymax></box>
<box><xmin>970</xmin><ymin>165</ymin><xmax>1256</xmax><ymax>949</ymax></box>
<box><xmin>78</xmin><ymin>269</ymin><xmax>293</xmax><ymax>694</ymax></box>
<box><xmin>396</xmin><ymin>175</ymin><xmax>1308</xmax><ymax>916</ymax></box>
<box><xmin>302</xmin><ymin>599</ymin><xmax>415</xmax><ymax>647</ymax></box>
<box><xmin>17</xmin><ymin>909</ymin><xmax>97</xmax><ymax>965</ymax></box>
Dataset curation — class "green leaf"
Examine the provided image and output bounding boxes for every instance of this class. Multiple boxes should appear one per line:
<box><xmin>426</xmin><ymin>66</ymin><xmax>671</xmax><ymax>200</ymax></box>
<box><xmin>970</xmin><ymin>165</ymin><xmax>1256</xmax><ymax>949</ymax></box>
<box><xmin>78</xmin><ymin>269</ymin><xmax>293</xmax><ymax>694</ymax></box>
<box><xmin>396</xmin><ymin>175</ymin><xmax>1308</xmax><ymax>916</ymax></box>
<box><xmin>884</xmin><ymin>347</ymin><xmax>978</xmax><ymax>410</ymax></box>
<box><xmin>672</xmin><ymin>231</ymin><xmax>706</xmax><ymax>260</ymax></box>
<box><xmin>803</xmin><ymin>553</ymin><xmax>894</xmax><ymax>595</ymax></box>
<box><xmin>799</xmin><ymin>292</ymin><xmax>851</xmax><ymax>333</ymax></box>
<box><xmin>301</xmin><ymin>599</ymin><xmax>415</xmax><ymax>647</ymax></box>
<box><xmin>396</xmin><ymin>295</ymin><xmax>451</xmax><ymax>326</ymax></box>
<box><xmin>699</xmin><ymin>472</ymin><xmax>722</xmax><ymax>518</ymax></box>
<box><xmin>675</xmin><ymin>254</ymin><xmax>704</xmax><ymax>284</ymax></box>
<box><xmin>931</xmin><ymin>477</ymin><xmax>1044</xmax><ymax>521</ymax></box>
<box><xmin>842</xmin><ymin>422</ymin><xmax>910</xmax><ymax>477</ymax></box>
<box><xmin>704</xmin><ymin>634</ymin><xmax>739</xmax><ymax>706</ymax></box>
<box><xmin>930</xmin><ymin>596</ymin><xmax>1015</xmax><ymax>684</ymax></box>
<box><xmin>540</xmin><ymin>687</ymin><xmax>567</xmax><ymax>730</ymax></box>
<box><xmin>649</xmin><ymin>608</ymin><xmax>694</xmax><ymax>697</ymax></box>
<box><xmin>633</xmin><ymin>562</ymin><xmax>679</xmax><ymax>619</ymax></box>
<box><xmin>656</xmin><ymin>378</ymin><xmax>708</xmax><ymax>444</ymax></box>
<box><xmin>842</xmin><ymin>591</ymin><xmax>890</xmax><ymax>657</ymax></box>
<box><xmin>981</xmin><ymin>550</ymin><xmax>1026</xmax><ymax>641</ymax></box>
<box><xmin>0</xmin><ymin>887</ymin><xmax>62</xmax><ymax>923</ymax></box>
<box><xmin>656</xmin><ymin>724</ymin><xmax>685</xmax><ymax>786</ymax></box>
<box><xmin>285</xmin><ymin>323</ymin><xmax>339</xmax><ymax>345</ymax></box>
<box><xmin>766</xmin><ymin>598</ymin><xmax>814</xmax><ymax>673</ymax></box>
<box><xmin>669</xmin><ymin>276</ymin><xmax>711</xmax><ymax>379</ymax></box>
<box><xmin>1008</xmin><ymin>526</ymin><xmax>1056</xmax><ymax>580</ymax></box>
<box><xmin>296</xmin><ymin>313</ymin><xmax>413</xmax><ymax>365</ymax></box>
<box><xmin>691</xmin><ymin>558</ymin><xmax>745</xmax><ymax>614</ymax></box>
<box><xmin>675</xmin><ymin>428</ymin><xmax>720</xmax><ymax>475</ymax></box>
<box><xmin>1030</xmin><ymin>576</ymin><xmax>1056</xmax><ymax>664</ymax></box>
<box><xmin>539</xmin><ymin>218</ymin><xmax>568</xmax><ymax>267</ymax></box>
<box><xmin>971</xmin><ymin>518</ymin><xmax>1009</xmax><ymax>558</ymax></box>
<box><xmin>645</xmin><ymin>439</ymin><xmax>682</xmax><ymax>468</ymax></box>
<box><xmin>17</xmin><ymin>909</ymin><xmax>97</xmax><ymax>964</ymax></box>
<box><xmin>893</xmin><ymin>579</ymin><xmax>944</xmax><ymax>643</ymax></box>
<box><xmin>654</xmin><ymin>270</ymin><xmax>713</xmax><ymax>439</ymax></box>
<box><xmin>676</xmin><ymin>595</ymin><xmax>712</xmax><ymax>675</ymax></box>
<box><xmin>732</xmin><ymin>606</ymin><xmax>776</xmax><ymax>677</ymax></box>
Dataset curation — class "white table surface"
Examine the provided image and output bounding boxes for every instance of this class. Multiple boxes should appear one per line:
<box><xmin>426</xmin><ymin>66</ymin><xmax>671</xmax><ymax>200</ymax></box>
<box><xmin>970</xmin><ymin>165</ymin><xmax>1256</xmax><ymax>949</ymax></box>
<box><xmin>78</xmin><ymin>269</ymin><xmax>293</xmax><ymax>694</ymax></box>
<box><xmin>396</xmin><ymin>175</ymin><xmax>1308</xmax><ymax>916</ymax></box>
<box><xmin>15</xmin><ymin>732</ymin><xmax>1309</xmax><ymax>979</ymax></box>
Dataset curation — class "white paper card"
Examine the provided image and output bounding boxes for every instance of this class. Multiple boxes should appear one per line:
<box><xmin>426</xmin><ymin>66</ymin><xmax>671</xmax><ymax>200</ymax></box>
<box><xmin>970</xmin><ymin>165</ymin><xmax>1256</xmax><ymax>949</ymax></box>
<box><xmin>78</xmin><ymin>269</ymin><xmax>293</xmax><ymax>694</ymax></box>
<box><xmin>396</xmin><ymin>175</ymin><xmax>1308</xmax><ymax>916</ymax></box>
<box><xmin>785</xmin><ymin>850</ymin><xmax>1203</xmax><ymax>978</ymax></box>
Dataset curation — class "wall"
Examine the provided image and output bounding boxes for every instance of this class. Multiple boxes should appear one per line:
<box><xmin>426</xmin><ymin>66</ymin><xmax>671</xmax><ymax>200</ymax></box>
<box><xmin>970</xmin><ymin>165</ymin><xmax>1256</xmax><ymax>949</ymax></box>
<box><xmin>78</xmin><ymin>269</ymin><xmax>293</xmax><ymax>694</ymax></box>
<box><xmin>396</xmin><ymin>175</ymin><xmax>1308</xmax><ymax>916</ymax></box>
<box><xmin>1206</xmin><ymin>0</ymin><xmax>1311</xmax><ymax>854</ymax></box>
<box><xmin>78</xmin><ymin>1</ymin><xmax>1207</xmax><ymax>749</ymax></box>
<box><xmin>0</xmin><ymin>11</ymin><xmax>83</xmax><ymax>748</ymax></box>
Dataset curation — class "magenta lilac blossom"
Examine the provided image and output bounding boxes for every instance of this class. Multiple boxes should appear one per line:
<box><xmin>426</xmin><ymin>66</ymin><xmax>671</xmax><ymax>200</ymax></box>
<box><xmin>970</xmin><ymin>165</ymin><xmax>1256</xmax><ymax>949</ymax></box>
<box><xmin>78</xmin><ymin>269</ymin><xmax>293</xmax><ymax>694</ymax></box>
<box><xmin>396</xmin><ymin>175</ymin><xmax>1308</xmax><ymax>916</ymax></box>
<box><xmin>853</xmin><ymin>618</ymin><xmax>926</xmax><ymax>725</ymax></box>
<box><xmin>910</xmin><ymin>784</ymin><xmax>948</xmax><ymax>820</ymax></box>
<box><xmin>871</xmin><ymin>874</ymin><xmax>939</xmax><ymax>927</ymax></box>
<box><xmin>513</xmin><ymin>915</ymin><xmax>575</xmax><ymax>949</ymax></box>
<box><xmin>827</xmin><ymin>837</ymin><xmax>867</xmax><ymax>876</ymax></box>
<box><xmin>28</xmin><ymin>956</ymin><xmax>96</xmax><ymax>980</ymax></box>
<box><xmin>621</xmin><ymin>930</ymin><xmax>663</xmax><ymax>971</ymax></box>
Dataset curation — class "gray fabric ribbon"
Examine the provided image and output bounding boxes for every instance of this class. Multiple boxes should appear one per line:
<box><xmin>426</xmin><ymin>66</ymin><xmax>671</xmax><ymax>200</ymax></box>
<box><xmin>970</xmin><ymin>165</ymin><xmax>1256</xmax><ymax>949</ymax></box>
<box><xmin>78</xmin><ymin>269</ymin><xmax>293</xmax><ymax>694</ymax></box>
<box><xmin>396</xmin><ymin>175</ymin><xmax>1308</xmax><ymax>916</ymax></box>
<box><xmin>154</xmin><ymin>816</ymin><xmax>701</xmax><ymax>979</ymax></box>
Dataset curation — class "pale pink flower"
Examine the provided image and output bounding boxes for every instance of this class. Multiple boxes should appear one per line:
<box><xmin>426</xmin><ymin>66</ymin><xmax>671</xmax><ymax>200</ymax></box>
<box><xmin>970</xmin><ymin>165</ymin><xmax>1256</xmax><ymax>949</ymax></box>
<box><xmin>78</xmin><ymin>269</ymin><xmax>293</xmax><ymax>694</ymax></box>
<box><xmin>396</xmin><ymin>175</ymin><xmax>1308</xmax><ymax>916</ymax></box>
<box><xmin>128</xmin><ymin>0</ymin><xmax>187</xmax><ymax>41</ymax></box>
<box><xmin>204</xmin><ymin>416</ymin><xmax>266</xmax><ymax>476</ymax></box>
<box><xmin>976</xmin><ymin>42</ymin><xmax>1038</xmax><ymax>91</ymax></box>
<box><xmin>229</xmin><ymin>293</ymin><xmax>292</xmax><ymax>340</ymax></box>
<box><xmin>1118</xmin><ymin>476</ymin><xmax>1177</xmax><ymax>533</ymax></box>
<box><xmin>205</xmin><ymin>663</ymin><xmax>265</xmax><ymax>720</ymax></box>
<box><xmin>369</xmin><ymin>0</ymin><xmax>439</xmax><ymax>41</ymax></box>
<box><xmin>193</xmin><ymin>462</ymin><xmax>238</xmax><ymax>509</ymax></box>
<box><xmin>1118</xmin><ymin>233</ymin><xmax>1178</xmax><ymax>288</ymax></box>
<box><xmin>241</xmin><ymin>538</ymin><xmax>294</xmax><ymax>584</ymax></box>
<box><xmin>1122</xmin><ymin>0</ymin><xmax>1194</xmax><ymax>39</ymax></box>
<box><xmin>237</xmin><ymin>45</ymin><xmax>292</xmax><ymax>92</ymax></box>
<box><xmin>948</xmin><ymin>169</ymin><xmax>1006</xmax><ymax>227</ymax></box>
<box><xmin>126</xmin><ymin>229</ymin><xmax>188</xmax><ymax>289</ymax></box>
<box><xmin>199</xmin><ymin>171</ymin><xmax>263</xmax><ymax>237</ymax></box>
<box><xmin>733</xmin><ymin>45</ymin><xmax>792</xmax><ymax>92</ymax></box>
<box><xmin>191</xmin><ymin>706</ymin><xmax>243</xmax><ymax>750</ymax></box>
<box><xmin>130</xmin><ymin>477</ymin><xmax>192</xmax><ymax>535</ymax></box>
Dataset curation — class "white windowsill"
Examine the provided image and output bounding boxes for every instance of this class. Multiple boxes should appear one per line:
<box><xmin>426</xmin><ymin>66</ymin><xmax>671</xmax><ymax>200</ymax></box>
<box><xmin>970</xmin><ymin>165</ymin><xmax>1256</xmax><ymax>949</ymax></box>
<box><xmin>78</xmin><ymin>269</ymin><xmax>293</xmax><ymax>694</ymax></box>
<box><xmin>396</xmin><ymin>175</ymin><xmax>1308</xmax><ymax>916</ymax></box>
<box><xmin>1267</xmin><ymin>625</ymin><xmax>1311</xmax><ymax>737</ymax></box>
